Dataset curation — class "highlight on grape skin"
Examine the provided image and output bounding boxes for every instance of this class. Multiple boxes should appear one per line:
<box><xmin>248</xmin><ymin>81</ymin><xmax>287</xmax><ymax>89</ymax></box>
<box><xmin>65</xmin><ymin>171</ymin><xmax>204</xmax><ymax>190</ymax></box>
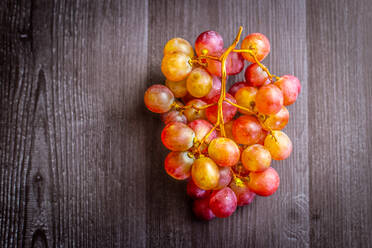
<box><xmin>144</xmin><ymin>26</ymin><xmax>302</xmax><ymax>221</ymax></box>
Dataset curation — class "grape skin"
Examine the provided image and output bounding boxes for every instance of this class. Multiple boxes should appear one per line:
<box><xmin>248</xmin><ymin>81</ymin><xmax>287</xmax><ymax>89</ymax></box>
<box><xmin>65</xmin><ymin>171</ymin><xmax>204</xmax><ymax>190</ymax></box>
<box><xmin>164</xmin><ymin>37</ymin><xmax>194</xmax><ymax>58</ymax></box>
<box><xmin>241</xmin><ymin>33</ymin><xmax>270</xmax><ymax>63</ymax></box>
<box><xmin>229</xmin><ymin>179</ymin><xmax>256</xmax><ymax>206</ymax></box>
<box><xmin>245</xmin><ymin>63</ymin><xmax>270</xmax><ymax>87</ymax></box>
<box><xmin>232</xmin><ymin>115</ymin><xmax>263</xmax><ymax>145</ymax></box>
<box><xmin>208</xmin><ymin>137</ymin><xmax>240</xmax><ymax>167</ymax></box>
<box><xmin>161</xmin><ymin>122</ymin><xmax>195</xmax><ymax>151</ymax></box>
<box><xmin>209</xmin><ymin>187</ymin><xmax>237</xmax><ymax>218</ymax></box>
<box><xmin>144</xmin><ymin>84</ymin><xmax>175</xmax><ymax>113</ymax></box>
<box><xmin>247</xmin><ymin>167</ymin><xmax>280</xmax><ymax>197</ymax></box>
<box><xmin>264</xmin><ymin>130</ymin><xmax>292</xmax><ymax>160</ymax></box>
<box><xmin>191</xmin><ymin>157</ymin><xmax>220</xmax><ymax>190</ymax></box>
<box><xmin>206</xmin><ymin>93</ymin><xmax>237</xmax><ymax>124</ymax></box>
<box><xmin>241</xmin><ymin>144</ymin><xmax>271</xmax><ymax>172</ymax></box>
<box><xmin>193</xmin><ymin>197</ymin><xmax>216</xmax><ymax>220</ymax></box>
<box><xmin>161</xmin><ymin>110</ymin><xmax>187</xmax><ymax>125</ymax></box>
<box><xmin>195</xmin><ymin>30</ymin><xmax>224</xmax><ymax>56</ymax></box>
<box><xmin>186</xmin><ymin>68</ymin><xmax>213</xmax><ymax>98</ymax></box>
<box><xmin>161</xmin><ymin>52</ymin><xmax>192</xmax><ymax>81</ymax></box>
<box><xmin>255</xmin><ymin>84</ymin><xmax>284</xmax><ymax>115</ymax></box>
<box><xmin>165</xmin><ymin>78</ymin><xmax>188</xmax><ymax>98</ymax></box>
<box><xmin>187</xmin><ymin>179</ymin><xmax>211</xmax><ymax>199</ymax></box>
<box><xmin>164</xmin><ymin>151</ymin><xmax>194</xmax><ymax>180</ymax></box>
<box><xmin>183</xmin><ymin>99</ymin><xmax>207</xmax><ymax>122</ymax></box>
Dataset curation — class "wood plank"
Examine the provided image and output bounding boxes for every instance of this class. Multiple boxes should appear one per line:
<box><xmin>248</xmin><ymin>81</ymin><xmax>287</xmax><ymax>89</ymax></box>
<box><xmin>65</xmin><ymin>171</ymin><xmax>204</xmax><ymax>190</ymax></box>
<box><xmin>307</xmin><ymin>0</ymin><xmax>372</xmax><ymax>247</ymax></box>
<box><xmin>147</xmin><ymin>0</ymin><xmax>308</xmax><ymax>247</ymax></box>
<box><xmin>1</xmin><ymin>0</ymin><xmax>149</xmax><ymax>247</ymax></box>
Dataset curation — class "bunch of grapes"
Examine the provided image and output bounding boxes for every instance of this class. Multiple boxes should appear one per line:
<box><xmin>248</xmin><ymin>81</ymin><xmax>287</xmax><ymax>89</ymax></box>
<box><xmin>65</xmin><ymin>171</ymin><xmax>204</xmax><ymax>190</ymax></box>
<box><xmin>144</xmin><ymin>27</ymin><xmax>301</xmax><ymax>220</ymax></box>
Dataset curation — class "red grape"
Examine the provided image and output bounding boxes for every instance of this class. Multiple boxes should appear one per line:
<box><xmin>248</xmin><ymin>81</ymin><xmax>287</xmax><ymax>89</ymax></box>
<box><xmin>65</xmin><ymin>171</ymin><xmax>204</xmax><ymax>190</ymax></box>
<box><xmin>241</xmin><ymin>33</ymin><xmax>270</xmax><ymax>63</ymax></box>
<box><xmin>255</xmin><ymin>84</ymin><xmax>283</xmax><ymax>115</ymax></box>
<box><xmin>193</xmin><ymin>197</ymin><xmax>216</xmax><ymax>220</ymax></box>
<box><xmin>247</xmin><ymin>167</ymin><xmax>280</xmax><ymax>196</ymax></box>
<box><xmin>208</xmin><ymin>137</ymin><xmax>240</xmax><ymax>167</ymax></box>
<box><xmin>187</xmin><ymin>179</ymin><xmax>211</xmax><ymax>199</ymax></box>
<box><xmin>228</xmin><ymin>81</ymin><xmax>249</xmax><ymax>97</ymax></box>
<box><xmin>164</xmin><ymin>151</ymin><xmax>194</xmax><ymax>180</ymax></box>
<box><xmin>206</xmin><ymin>93</ymin><xmax>237</xmax><ymax>123</ymax></box>
<box><xmin>161</xmin><ymin>122</ymin><xmax>195</xmax><ymax>151</ymax></box>
<box><xmin>195</xmin><ymin>30</ymin><xmax>224</xmax><ymax>56</ymax></box>
<box><xmin>257</xmin><ymin>129</ymin><xmax>268</xmax><ymax>145</ymax></box>
<box><xmin>274</xmin><ymin>75</ymin><xmax>301</xmax><ymax>105</ymax></box>
<box><xmin>229</xmin><ymin>178</ymin><xmax>256</xmax><ymax>206</ymax></box>
<box><xmin>144</xmin><ymin>84</ymin><xmax>175</xmax><ymax>113</ymax></box>
<box><xmin>264</xmin><ymin>131</ymin><xmax>292</xmax><ymax>160</ymax></box>
<box><xmin>232</xmin><ymin>115</ymin><xmax>263</xmax><ymax>145</ymax></box>
<box><xmin>209</xmin><ymin>187</ymin><xmax>237</xmax><ymax>218</ymax></box>
<box><xmin>245</xmin><ymin>63</ymin><xmax>270</xmax><ymax>87</ymax></box>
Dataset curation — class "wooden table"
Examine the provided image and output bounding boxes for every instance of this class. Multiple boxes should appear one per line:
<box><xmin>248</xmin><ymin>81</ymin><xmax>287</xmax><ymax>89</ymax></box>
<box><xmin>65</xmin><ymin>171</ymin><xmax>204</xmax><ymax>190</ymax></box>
<box><xmin>1</xmin><ymin>0</ymin><xmax>371</xmax><ymax>247</ymax></box>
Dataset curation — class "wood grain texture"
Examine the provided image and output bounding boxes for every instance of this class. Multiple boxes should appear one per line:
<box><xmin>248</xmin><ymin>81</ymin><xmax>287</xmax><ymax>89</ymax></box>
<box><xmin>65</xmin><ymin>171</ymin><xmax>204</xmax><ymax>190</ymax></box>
<box><xmin>307</xmin><ymin>0</ymin><xmax>372</xmax><ymax>247</ymax></box>
<box><xmin>0</xmin><ymin>0</ymin><xmax>371</xmax><ymax>247</ymax></box>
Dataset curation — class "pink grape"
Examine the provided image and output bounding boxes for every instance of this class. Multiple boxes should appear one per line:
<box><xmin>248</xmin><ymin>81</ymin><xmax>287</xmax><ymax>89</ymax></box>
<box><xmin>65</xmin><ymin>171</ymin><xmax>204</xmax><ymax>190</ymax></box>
<box><xmin>144</xmin><ymin>84</ymin><xmax>174</xmax><ymax>113</ymax></box>
<box><xmin>209</xmin><ymin>187</ymin><xmax>237</xmax><ymax>218</ymax></box>
<box><xmin>264</xmin><ymin>131</ymin><xmax>292</xmax><ymax>160</ymax></box>
<box><xmin>164</xmin><ymin>37</ymin><xmax>194</xmax><ymax>58</ymax></box>
<box><xmin>262</xmin><ymin>106</ymin><xmax>289</xmax><ymax>131</ymax></box>
<box><xmin>188</xmin><ymin>119</ymin><xmax>218</xmax><ymax>151</ymax></box>
<box><xmin>193</xmin><ymin>197</ymin><xmax>216</xmax><ymax>220</ymax></box>
<box><xmin>161</xmin><ymin>110</ymin><xmax>187</xmax><ymax>125</ymax></box>
<box><xmin>161</xmin><ymin>52</ymin><xmax>192</xmax><ymax>81</ymax></box>
<box><xmin>195</xmin><ymin>30</ymin><xmax>224</xmax><ymax>56</ymax></box>
<box><xmin>214</xmin><ymin>167</ymin><xmax>233</xmax><ymax>190</ymax></box>
<box><xmin>191</xmin><ymin>157</ymin><xmax>220</xmax><ymax>190</ymax></box>
<box><xmin>274</xmin><ymin>75</ymin><xmax>301</xmax><ymax>105</ymax></box>
<box><xmin>206</xmin><ymin>50</ymin><xmax>244</xmax><ymax>77</ymax></box>
<box><xmin>183</xmin><ymin>99</ymin><xmax>207</xmax><ymax>122</ymax></box>
<box><xmin>241</xmin><ymin>144</ymin><xmax>271</xmax><ymax>172</ymax></box>
<box><xmin>208</xmin><ymin>137</ymin><xmax>240</xmax><ymax>167</ymax></box>
<box><xmin>161</xmin><ymin>122</ymin><xmax>195</xmax><ymax>151</ymax></box>
<box><xmin>164</xmin><ymin>151</ymin><xmax>194</xmax><ymax>180</ymax></box>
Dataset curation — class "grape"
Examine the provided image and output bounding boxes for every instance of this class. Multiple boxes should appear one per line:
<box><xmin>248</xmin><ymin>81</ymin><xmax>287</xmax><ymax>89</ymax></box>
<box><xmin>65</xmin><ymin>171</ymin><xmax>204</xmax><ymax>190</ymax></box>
<box><xmin>255</xmin><ymin>84</ymin><xmax>284</xmax><ymax>115</ymax></box>
<box><xmin>235</xmin><ymin>86</ymin><xmax>258</xmax><ymax>114</ymax></box>
<box><xmin>188</xmin><ymin>119</ymin><xmax>218</xmax><ymax>152</ymax></box>
<box><xmin>262</xmin><ymin>106</ymin><xmax>289</xmax><ymax>131</ymax></box>
<box><xmin>164</xmin><ymin>151</ymin><xmax>194</xmax><ymax>180</ymax></box>
<box><xmin>201</xmin><ymin>76</ymin><xmax>221</xmax><ymax>103</ymax></box>
<box><xmin>144</xmin><ymin>84</ymin><xmax>175</xmax><ymax>113</ymax></box>
<box><xmin>232</xmin><ymin>162</ymin><xmax>250</xmax><ymax>177</ymax></box>
<box><xmin>161</xmin><ymin>110</ymin><xmax>187</xmax><ymax>125</ymax></box>
<box><xmin>257</xmin><ymin>129</ymin><xmax>268</xmax><ymax>145</ymax></box>
<box><xmin>206</xmin><ymin>50</ymin><xmax>244</xmax><ymax>77</ymax></box>
<box><xmin>191</xmin><ymin>157</ymin><xmax>220</xmax><ymax>190</ymax></box>
<box><xmin>187</xmin><ymin>179</ymin><xmax>211</xmax><ymax>199</ymax></box>
<box><xmin>241</xmin><ymin>33</ymin><xmax>270</xmax><ymax>63</ymax></box>
<box><xmin>264</xmin><ymin>131</ymin><xmax>292</xmax><ymax>160</ymax></box>
<box><xmin>241</xmin><ymin>144</ymin><xmax>271</xmax><ymax>172</ymax></box>
<box><xmin>208</xmin><ymin>137</ymin><xmax>240</xmax><ymax>167</ymax></box>
<box><xmin>232</xmin><ymin>115</ymin><xmax>263</xmax><ymax>145</ymax></box>
<box><xmin>223</xmin><ymin>121</ymin><xmax>234</xmax><ymax>140</ymax></box>
<box><xmin>247</xmin><ymin>167</ymin><xmax>280</xmax><ymax>196</ymax></box>
<box><xmin>193</xmin><ymin>197</ymin><xmax>215</xmax><ymax>220</ymax></box>
<box><xmin>161</xmin><ymin>52</ymin><xmax>192</xmax><ymax>81</ymax></box>
<box><xmin>186</xmin><ymin>68</ymin><xmax>213</xmax><ymax>98</ymax></box>
<box><xmin>161</xmin><ymin>122</ymin><xmax>195</xmax><ymax>151</ymax></box>
<box><xmin>164</xmin><ymin>38</ymin><xmax>194</xmax><ymax>58</ymax></box>
<box><xmin>274</xmin><ymin>75</ymin><xmax>301</xmax><ymax>105</ymax></box>
<box><xmin>165</xmin><ymin>78</ymin><xmax>188</xmax><ymax>98</ymax></box>
<box><xmin>195</xmin><ymin>30</ymin><xmax>224</xmax><ymax>56</ymax></box>
<box><xmin>206</xmin><ymin>93</ymin><xmax>237</xmax><ymax>123</ymax></box>
<box><xmin>228</xmin><ymin>81</ymin><xmax>249</xmax><ymax>97</ymax></box>
<box><xmin>214</xmin><ymin>167</ymin><xmax>233</xmax><ymax>190</ymax></box>
<box><xmin>183</xmin><ymin>99</ymin><xmax>207</xmax><ymax>122</ymax></box>
<box><xmin>245</xmin><ymin>63</ymin><xmax>270</xmax><ymax>87</ymax></box>
<box><xmin>209</xmin><ymin>187</ymin><xmax>237</xmax><ymax>218</ymax></box>
<box><xmin>229</xmin><ymin>178</ymin><xmax>256</xmax><ymax>206</ymax></box>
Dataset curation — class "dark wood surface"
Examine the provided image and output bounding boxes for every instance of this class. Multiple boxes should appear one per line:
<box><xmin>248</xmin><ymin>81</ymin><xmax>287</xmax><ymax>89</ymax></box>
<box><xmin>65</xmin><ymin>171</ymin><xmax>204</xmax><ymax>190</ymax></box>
<box><xmin>0</xmin><ymin>0</ymin><xmax>371</xmax><ymax>247</ymax></box>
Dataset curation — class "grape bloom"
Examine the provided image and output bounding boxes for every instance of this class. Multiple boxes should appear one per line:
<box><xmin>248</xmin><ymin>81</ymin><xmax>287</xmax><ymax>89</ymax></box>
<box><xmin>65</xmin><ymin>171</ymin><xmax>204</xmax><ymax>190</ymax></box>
<box><xmin>144</xmin><ymin>26</ymin><xmax>301</xmax><ymax>220</ymax></box>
